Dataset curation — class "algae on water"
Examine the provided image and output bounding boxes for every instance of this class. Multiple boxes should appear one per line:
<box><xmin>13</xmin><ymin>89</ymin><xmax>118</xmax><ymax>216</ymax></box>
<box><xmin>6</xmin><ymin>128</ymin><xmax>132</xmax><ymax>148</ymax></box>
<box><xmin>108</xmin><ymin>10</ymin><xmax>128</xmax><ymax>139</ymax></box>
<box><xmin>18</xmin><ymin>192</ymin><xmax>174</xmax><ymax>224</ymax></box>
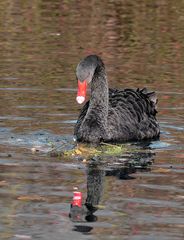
<box><xmin>50</xmin><ymin>142</ymin><xmax>128</xmax><ymax>159</ymax></box>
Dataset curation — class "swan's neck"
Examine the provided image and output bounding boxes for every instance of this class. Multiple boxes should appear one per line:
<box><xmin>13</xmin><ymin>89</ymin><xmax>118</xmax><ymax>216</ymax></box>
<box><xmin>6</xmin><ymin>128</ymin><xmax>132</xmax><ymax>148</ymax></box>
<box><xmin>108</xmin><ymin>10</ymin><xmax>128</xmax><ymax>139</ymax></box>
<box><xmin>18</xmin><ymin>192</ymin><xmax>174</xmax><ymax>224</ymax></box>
<box><xmin>87</xmin><ymin>65</ymin><xmax>109</xmax><ymax>125</ymax></box>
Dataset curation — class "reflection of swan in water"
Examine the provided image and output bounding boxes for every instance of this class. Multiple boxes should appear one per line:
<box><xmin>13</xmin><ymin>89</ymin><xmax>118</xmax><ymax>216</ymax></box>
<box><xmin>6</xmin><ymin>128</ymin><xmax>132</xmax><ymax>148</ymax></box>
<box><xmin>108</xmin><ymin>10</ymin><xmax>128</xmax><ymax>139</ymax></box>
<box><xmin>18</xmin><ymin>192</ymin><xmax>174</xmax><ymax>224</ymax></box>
<box><xmin>69</xmin><ymin>150</ymin><xmax>155</xmax><ymax>233</ymax></box>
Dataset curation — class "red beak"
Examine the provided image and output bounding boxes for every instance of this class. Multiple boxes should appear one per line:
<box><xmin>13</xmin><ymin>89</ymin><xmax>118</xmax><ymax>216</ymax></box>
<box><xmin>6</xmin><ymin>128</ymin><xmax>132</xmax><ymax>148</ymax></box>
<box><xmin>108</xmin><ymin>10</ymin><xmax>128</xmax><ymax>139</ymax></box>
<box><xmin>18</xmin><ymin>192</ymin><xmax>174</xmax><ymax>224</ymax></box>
<box><xmin>76</xmin><ymin>80</ymin><xmax>87</xmax><ymax>104</ymax></box>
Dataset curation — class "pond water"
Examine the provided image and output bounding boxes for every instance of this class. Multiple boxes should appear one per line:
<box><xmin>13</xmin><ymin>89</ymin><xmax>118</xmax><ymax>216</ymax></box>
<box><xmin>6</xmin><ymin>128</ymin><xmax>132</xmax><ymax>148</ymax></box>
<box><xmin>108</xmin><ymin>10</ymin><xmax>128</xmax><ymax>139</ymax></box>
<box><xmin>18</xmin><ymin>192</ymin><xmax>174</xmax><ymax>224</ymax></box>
<box><xmin>0</xmin><ymin>1</ymin><xmax>184</xmax><ymax>240</ymax></box>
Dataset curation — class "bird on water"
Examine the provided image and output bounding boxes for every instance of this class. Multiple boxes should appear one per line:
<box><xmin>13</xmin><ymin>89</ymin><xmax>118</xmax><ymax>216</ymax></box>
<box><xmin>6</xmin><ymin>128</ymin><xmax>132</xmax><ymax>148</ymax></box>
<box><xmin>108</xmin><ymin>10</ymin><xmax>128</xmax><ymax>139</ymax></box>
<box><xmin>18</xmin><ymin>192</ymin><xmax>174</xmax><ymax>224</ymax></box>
<box><xmin>74</xmin><ymin>55</ymin><xmax>160</xmax><ymax>143</ymax></box>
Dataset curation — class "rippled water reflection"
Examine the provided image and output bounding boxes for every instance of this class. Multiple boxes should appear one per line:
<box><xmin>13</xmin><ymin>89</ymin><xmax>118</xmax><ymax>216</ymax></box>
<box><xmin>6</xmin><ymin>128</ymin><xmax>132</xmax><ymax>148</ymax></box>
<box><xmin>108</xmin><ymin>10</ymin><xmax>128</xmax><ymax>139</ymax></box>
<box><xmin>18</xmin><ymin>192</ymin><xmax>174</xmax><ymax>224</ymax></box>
<box><xmin>0</xmin><ymin>1</ymin><xmax>184</xmax><ymax>240</ymax></box>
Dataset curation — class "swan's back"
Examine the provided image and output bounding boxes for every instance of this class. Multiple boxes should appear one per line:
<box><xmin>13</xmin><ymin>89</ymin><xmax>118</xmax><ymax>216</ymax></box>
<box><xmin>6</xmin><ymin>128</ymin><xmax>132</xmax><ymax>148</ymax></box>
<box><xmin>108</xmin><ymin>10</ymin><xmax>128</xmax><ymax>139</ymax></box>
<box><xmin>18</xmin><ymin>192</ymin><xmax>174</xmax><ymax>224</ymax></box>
<box><xmin>107</xmin><ymin>88</ymin><xmax>159</xmax><ymax>141</ymax></box>
<box><xmin>75</xmin><ymin>87</ymin><xmax>160</xmax><ymax>142</ymax></box>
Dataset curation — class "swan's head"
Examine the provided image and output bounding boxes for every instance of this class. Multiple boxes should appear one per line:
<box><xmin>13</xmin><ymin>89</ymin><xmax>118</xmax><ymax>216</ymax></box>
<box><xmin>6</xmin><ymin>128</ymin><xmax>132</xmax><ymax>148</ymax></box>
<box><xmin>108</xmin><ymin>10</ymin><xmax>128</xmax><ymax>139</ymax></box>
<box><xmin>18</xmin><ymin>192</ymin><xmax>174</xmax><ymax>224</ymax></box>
<box><xmin>76</xmin><ymin>55</ymin><xmax>102</xmax><ymax>104</ymax></box>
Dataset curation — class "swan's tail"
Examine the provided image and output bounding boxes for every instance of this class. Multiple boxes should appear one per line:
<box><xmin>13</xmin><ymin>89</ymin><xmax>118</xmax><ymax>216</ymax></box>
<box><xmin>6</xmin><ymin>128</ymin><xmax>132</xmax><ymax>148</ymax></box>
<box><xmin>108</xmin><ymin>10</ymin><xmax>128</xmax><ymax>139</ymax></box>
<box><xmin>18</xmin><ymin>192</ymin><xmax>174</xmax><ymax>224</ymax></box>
<box><xmin>138</xmin><ymin>88</ymin><xmax>158</xmax><ymax>109</ymax></box>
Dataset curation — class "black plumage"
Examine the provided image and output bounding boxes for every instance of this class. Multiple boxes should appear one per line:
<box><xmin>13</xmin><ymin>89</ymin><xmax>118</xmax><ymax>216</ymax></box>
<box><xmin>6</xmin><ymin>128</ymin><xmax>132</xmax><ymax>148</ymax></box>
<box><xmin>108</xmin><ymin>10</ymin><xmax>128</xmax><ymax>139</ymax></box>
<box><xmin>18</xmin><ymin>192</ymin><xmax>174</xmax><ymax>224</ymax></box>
<box><xmin>74</xmin><ymin>55</ymin><xmax>160</xmax><ymax>143</ymax></box>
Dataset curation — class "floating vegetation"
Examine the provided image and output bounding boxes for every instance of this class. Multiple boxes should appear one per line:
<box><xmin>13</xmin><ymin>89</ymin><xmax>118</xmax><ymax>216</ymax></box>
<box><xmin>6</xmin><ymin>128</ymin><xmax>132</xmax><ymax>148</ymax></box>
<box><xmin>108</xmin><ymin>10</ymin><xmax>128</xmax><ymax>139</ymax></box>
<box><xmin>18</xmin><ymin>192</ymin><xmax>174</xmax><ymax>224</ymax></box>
<box><xmin>49</xmin><ymin>142</ymin><xmax>129</xmax><ymax>159</ymax></box>
<box><xmin>30</xmin><ymin>140</ymin><xmax>154</xmax><ymax>171</ymax></box>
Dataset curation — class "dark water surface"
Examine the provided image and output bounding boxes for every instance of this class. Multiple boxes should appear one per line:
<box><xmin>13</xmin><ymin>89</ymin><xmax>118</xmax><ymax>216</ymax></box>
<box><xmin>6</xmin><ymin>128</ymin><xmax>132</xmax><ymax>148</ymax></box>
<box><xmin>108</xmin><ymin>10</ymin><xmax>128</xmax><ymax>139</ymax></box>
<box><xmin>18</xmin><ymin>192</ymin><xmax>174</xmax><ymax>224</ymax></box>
<box><xmin>0</xmin><ymin>1</ymin><xmax>184</xmax><ymax>240</ymax></box>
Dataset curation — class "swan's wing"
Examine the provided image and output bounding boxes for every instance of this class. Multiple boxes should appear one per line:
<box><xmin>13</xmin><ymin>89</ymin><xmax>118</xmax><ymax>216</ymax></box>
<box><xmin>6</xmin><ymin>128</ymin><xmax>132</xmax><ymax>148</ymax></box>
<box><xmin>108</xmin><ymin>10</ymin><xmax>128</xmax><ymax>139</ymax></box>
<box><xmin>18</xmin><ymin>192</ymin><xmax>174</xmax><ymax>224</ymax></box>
<box><xmin>109</xmin><ymin>88</ymin><xmax>158</xmax><ymax>117</ymax></box>
<box><xmin>108</xmin><ymin>88</ymin><xmax>159</xmax><ymax>141</ymax></box>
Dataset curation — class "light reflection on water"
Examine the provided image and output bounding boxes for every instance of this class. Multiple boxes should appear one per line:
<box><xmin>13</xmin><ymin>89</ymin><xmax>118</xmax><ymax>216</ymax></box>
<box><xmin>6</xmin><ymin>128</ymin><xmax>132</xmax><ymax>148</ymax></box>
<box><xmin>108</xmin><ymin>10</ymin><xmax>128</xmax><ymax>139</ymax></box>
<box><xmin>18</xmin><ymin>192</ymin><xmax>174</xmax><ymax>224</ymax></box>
<box><xmin>0</xmin><ymin>1</ymin><xmax>184</xmax><ymax>240</ymax></box>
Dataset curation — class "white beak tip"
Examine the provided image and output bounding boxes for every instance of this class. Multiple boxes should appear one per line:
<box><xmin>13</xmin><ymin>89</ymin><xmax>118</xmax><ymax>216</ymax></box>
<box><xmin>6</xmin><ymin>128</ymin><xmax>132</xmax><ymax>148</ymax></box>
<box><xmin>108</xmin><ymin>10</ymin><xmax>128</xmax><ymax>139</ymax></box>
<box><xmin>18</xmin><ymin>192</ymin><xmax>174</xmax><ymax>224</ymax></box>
<box><xmin>76</xmin><ymin>96</ymin><xmax>85</xmax><ymax>104</ymax></box>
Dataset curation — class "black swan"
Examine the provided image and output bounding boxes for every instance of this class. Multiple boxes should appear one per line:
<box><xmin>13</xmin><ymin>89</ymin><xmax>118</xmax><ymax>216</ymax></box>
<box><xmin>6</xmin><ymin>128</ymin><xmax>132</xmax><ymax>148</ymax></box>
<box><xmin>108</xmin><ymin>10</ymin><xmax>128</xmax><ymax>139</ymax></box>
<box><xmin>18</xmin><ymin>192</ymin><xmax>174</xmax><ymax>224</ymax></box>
<box><xmin>74</xmin><ymin>55</ymin><xmax>160</xmax><ymax>143</ymax></box>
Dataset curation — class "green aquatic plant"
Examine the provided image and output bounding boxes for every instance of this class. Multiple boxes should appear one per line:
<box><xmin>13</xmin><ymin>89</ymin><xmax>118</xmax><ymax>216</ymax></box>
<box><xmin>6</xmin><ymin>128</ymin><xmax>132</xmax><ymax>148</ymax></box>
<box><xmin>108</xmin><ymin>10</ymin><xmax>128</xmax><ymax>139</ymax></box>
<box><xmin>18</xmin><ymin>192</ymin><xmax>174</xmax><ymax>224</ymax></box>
<box><xmin>100</xmin><ymin>142</ymin><xmax>126</xmax><ymax>156</ymax></box>
<box><xmin>49</xmin><ymin>142</ymin><xmax>128</xmax><ymax>159</ymax></box>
